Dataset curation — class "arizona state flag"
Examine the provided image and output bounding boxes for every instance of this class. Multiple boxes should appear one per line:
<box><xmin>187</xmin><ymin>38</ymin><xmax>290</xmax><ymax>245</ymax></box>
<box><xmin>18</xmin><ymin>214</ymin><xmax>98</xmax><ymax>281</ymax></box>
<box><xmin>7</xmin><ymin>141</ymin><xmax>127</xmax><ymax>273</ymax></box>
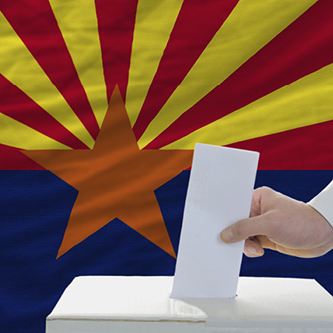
<box><xmin>1</xmin><ymin>1</ymin><xmax>333</xmax><ymax>332</ymax></box>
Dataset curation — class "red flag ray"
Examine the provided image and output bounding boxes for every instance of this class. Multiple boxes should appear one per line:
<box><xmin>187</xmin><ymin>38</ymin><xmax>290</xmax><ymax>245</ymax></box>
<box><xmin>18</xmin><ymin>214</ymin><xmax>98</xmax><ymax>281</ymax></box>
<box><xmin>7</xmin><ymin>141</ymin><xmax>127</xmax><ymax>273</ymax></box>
<box><xmin>146</xmin><ymin>0</ymin><xmax>333</xmax><ymax>149</ymax></box>
<box><xmin>0</xmin><ymin>75</ymin><xmax>88</xmax><ymax>150</ymax></box>
<box><xmin>0</xmin><ymin>145</ymin><xmax>45</xmax><ymax>170</ymax></box>
<box><xmin>1</xmin><ymin>0</ymin><xmax>100</xmax><ymax>140</ymax></box>
<box><xmin>95</xmin><ymin>0</ymin><xmax>138</xmax><ymax>102</ymax></box>
<box><xmin>227</xmin><ymin>120</ymin><xmax>333</xmax><ymax>170</ymax></box>
<box><xmin>132</xmin><ymin>0</ymin><xmax>239</xmax><ymax>140</ymax></box>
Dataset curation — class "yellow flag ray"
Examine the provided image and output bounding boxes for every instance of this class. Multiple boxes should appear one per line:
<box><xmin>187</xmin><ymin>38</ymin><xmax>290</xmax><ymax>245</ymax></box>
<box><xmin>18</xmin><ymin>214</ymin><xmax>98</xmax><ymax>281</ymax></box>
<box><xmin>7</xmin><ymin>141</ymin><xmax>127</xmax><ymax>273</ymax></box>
<box><xmin>163</xmin><ymin>63</ymin><xmax>333</xmax><ymax>150</ymax></box>
<box><xmin>0</xmin><ymin>13</ymin><xmax>95</xmax><ymax>149</ymax></box>
<box><xmin>0</xmin><ymin>113</ymin><xmax>70</xmax><ymax>150</ymax></box>
<box><xmin>49</xmin><ymin>0</ymin><xmax>108</xmax><ymax>128</ymax></box>
<box><xmin>125</xmin><ymin>0</ymin><xmax>184</xmax><ymax>126</ymax></box>
<box><xmin>138</xmin><ymin>0</ymin><xmax>317</xmax><ymax>149</ymax></box>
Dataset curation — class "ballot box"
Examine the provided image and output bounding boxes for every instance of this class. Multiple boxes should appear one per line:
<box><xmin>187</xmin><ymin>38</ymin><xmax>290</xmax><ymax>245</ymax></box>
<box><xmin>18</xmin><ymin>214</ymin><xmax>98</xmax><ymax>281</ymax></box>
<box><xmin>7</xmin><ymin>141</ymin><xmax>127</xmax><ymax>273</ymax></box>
<box><xmin>46</xmin><ymin>276</ymin><xmax>333</xmax><ymax>333</ymax></box>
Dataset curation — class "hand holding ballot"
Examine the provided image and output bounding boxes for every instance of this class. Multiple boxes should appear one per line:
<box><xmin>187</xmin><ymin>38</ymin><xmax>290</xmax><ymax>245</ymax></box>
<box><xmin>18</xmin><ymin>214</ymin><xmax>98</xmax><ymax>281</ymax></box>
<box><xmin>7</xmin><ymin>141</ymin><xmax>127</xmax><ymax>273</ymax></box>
<box><xmin>221</xmin><ymin>186</ymin><xmax>333</xmax><ymax>258</ymax></box>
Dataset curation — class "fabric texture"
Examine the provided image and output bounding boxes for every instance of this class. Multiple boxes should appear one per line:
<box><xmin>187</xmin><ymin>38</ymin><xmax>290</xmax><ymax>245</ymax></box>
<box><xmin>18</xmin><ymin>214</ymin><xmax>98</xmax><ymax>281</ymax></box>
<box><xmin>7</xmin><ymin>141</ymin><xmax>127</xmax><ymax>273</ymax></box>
<box><xmin>1</xmin><ymin>1</ymin><xmax>333</xmax><ymax>332</ymax></box>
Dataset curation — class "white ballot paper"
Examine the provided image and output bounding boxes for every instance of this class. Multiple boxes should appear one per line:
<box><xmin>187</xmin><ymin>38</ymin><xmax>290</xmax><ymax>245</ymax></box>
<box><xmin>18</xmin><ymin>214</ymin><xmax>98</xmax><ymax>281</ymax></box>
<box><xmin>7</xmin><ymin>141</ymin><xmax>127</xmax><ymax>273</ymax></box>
<box><xmin>171</xmin><ymin>143</ymin><xmax>259</xmax><ymax>299</ymax></box>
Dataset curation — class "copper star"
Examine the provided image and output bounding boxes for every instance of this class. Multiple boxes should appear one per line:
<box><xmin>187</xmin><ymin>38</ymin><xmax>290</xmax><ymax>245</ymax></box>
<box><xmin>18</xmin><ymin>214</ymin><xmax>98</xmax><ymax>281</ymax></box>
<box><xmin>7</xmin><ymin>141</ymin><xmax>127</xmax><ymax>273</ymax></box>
<box><xmin>22</xmin><ymin>86</ymin><xmax>193</xmax><ymax>258</ymax></box>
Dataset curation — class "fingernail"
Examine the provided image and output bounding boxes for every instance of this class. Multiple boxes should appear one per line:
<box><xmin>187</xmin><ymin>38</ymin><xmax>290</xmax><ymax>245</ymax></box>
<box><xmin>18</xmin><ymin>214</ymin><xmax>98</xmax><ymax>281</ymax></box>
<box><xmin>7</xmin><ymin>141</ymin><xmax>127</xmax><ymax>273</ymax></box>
<box><xmin>248</xmin><ymin>245</ymin><xmax>259</xmax><ymax>255</ymax></box>
<box><xmin>220</xmin><ymin>228</ymin><xmax>234</xmax><ymax>242</ymax></box>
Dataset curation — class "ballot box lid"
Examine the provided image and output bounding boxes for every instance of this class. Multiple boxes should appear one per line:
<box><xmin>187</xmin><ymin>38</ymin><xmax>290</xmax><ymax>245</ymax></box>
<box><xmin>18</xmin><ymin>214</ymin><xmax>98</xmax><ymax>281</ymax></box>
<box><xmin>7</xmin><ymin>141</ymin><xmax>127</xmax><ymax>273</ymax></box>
<box><xmin>46</xmin><ymin>276</ymin><xmax>333</xmax><ymax>333</ymax></box>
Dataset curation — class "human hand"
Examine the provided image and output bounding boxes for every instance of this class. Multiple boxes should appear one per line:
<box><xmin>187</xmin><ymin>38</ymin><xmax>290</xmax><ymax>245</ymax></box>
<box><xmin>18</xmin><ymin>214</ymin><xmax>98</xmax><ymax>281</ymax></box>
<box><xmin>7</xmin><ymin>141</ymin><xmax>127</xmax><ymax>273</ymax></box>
<box><xmin>220</xmin><ymin>187</ymin><xmax>333</xmax><ymax>258</ymax></box>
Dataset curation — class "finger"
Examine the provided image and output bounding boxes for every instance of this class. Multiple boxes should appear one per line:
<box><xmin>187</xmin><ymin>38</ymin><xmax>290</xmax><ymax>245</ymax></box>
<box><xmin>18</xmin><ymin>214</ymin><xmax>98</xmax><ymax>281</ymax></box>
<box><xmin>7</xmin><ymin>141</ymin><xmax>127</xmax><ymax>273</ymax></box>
<box><xmin>256</xmin><ymin>235</ymin><xmax>278</xmax><ymax>251</ymax></box>
<box><xmin>249</xmin><ymin>186</ymin><xmax>271</xmax><ymax>217</ymax></box>
<box><xmin>220</xmin><ymin>212</ymin><xmax>275</xmax><ymax>243</ymax></box>
<box><xmin>244</xmin><ymin>237</ymin><xmax>264</xmax><ymax>257</ymax></box>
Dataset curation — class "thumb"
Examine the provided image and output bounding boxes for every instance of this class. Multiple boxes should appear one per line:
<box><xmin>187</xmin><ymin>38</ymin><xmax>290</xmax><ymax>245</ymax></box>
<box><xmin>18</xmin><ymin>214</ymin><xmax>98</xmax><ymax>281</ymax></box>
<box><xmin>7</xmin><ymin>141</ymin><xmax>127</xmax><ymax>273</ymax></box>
<box><xmin>220</xmin><ymin>214</ymin><xmax>270</xmax><ymax>243</ymax></box>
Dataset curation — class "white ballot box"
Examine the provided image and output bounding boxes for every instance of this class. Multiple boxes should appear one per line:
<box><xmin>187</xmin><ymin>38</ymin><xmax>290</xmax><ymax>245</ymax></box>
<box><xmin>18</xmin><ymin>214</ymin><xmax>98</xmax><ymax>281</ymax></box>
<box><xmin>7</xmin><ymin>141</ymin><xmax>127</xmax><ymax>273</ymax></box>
<box><xmin>46</xmin><ymin>276</ymin><xmax>333</xmax><ymax>333</ymax></box>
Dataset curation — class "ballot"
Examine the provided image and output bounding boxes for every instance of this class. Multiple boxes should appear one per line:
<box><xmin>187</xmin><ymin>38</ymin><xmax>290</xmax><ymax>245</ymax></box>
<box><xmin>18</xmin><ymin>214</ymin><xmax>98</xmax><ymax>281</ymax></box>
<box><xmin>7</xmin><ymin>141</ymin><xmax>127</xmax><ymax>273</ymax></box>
<box><xmin>172</xmin><ymin>144</ymin><xmax>259</xmax><ymax>298</ymax></box>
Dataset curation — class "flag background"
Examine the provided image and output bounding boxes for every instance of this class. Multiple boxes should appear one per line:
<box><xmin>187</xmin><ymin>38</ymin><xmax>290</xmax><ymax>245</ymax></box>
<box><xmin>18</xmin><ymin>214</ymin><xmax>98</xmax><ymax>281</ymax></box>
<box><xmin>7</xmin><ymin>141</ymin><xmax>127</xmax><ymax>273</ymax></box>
<box><xmin>1</xmin><ymin>1</ymin><xmax>333</xmax><ymax>332</ymax></box>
